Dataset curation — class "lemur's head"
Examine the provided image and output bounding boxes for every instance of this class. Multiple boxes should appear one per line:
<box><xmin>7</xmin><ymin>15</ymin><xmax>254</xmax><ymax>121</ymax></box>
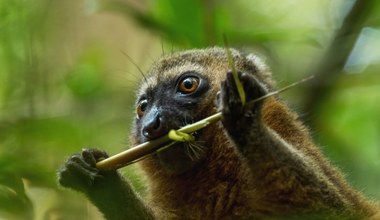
<box><xmin>131</xmin><ymin>47</ymin><xmax>272</xmax><ymax>175</ymax></box>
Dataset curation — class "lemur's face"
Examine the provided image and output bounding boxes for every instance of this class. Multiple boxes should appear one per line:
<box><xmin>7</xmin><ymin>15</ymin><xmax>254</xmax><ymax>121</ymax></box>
<box><xmin>133</xmin><ymin>61</ymin><xmax>214</xmax><ymax>175</ymax></box>
<box><xmin>132</xmin><ymin>48</ymin><xmax>268</xmax><ymax>175</ymax></box>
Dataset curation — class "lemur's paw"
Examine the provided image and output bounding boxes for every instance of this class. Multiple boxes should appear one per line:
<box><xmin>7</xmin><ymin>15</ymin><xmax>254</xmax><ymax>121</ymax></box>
<box><xmin>219</xmin><ymin>71</ymin><xmax>267</xmax><ymax>145</ymax></box>
<box><xmin>58</xmin><ymin>148</ymin><xmax>110</xmax><ymax>193</ymax></box>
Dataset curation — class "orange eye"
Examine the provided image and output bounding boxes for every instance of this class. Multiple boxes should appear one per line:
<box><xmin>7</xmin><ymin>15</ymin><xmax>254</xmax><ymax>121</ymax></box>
<box><xmin>178</xmin><ymin>77</ymin><xmax>199</xmax><ymax>94</ymax></box>
<box><xmin>136</xmin><ymin>99</ymin><xmax>148</xmax><ymax>118</ymax></box>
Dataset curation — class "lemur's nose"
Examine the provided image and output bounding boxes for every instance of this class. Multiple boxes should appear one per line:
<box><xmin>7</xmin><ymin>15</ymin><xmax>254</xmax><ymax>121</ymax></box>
<box><xmin>142</xmin><ymin>111</ymin><xmax>166</xmax><ymax>140</ymax></box>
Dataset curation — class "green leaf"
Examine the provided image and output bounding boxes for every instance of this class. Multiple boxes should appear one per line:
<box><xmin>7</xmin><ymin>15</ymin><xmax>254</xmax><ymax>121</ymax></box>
<box><xmin>225</xmin><ymin>44</ymin><xmax>246</xmax><ymax>105</ymax></box>
<box><xmin>0</xmin><ymin>172</ymin><xmax>33</xmax><ymax>219</ymax></box>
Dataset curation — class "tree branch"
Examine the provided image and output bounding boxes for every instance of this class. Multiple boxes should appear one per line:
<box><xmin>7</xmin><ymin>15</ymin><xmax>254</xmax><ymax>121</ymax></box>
<box><xmin>302</xmin><ymin>0</ymin><xmax>375</xmax><ymax>116</ymax></box>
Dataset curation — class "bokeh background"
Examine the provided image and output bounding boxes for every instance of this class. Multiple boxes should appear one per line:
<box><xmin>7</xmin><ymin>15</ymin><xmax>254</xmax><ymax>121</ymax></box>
<box><xmin>1</xmin><ymin>0</ymin><xmax>379</xmax><ymax>219</ymax></box>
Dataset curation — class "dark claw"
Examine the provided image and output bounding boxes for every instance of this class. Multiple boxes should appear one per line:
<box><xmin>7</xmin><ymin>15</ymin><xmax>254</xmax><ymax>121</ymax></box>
<box><xmin>81</xmin><ymin>148</ymin><xmax>108</xmax><ymax>166</ymax></box>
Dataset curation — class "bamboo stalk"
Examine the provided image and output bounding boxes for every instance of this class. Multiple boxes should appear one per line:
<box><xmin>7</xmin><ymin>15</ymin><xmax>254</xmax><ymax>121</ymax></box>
<box><xmin>96</xmin><ymin>112</ymin><xmax>222</xmax><ymax>170</ymax></box>
<box><xmin>96</xmin><ymin>76</ymin><xmax>314</xmax><ymax>170</ymax></box>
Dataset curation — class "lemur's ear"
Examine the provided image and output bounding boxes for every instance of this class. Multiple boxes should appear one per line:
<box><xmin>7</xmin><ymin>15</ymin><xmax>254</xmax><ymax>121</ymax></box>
<box><xmin>245</xmin><ymin>53</ymin><xmax>270</xmax><ymax>75</ymax></box>
<box><xmin>244</xmin><ymin>53</ymin><xmax>275</xmax><ymax>88</ymax></box>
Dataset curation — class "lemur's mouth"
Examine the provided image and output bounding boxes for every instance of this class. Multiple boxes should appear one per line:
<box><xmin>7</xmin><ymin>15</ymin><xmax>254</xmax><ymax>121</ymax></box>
<box><xmin>157</xmin><ymin>130</ymin><xmax>204</xmax><ymax>160</ymax></box>
<box><xmin>154</xmin><ymin>129</ymin><xmax>206</xmax><ymax>174</ymax></box>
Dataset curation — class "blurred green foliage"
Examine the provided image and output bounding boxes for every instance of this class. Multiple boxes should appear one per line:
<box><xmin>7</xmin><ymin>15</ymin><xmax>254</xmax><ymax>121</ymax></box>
<box><xmin>0</xmin><ymin>0</ymin><xmax>379</xmax><ymax>219</ymax></box>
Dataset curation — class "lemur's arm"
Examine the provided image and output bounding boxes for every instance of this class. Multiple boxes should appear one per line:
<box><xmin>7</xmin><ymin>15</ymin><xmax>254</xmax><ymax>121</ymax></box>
<box><xmin>58</xmin><ymin>149</ymin><xmax>154</xmax><ymax>220</ymax></box>
<box><xmin>219</xmin><ymin>71</ymin><xmax>351</xmax><ymax>216</ymax></box>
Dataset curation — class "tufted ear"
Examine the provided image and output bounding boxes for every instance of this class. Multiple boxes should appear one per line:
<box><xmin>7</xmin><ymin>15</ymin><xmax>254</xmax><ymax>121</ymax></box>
<box><xmin>245</xmin><ymin>53</ymin><xmax>268</xmax><ymax>73</ymax></box>
<box><xmin>244</xmin><ymin>53</ymin><xmax>275</xmax><ymax>88</ymax></box>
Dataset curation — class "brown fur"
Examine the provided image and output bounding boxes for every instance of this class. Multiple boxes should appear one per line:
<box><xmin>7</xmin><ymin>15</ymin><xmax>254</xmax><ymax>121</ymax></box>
<box><xmin>131</xmin><ymin>47</ymin><xmax>378</xmax><ymax>219</ymax></box>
